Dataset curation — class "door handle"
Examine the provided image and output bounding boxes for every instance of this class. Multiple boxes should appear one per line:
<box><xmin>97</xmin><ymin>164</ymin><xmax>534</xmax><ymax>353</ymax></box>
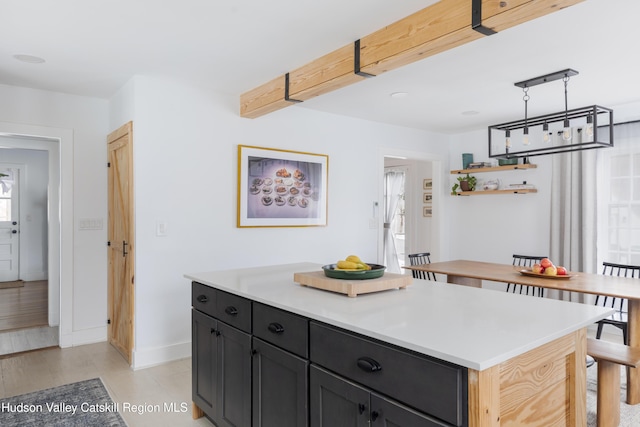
<box><xmin>11</xmin><ymin>230</ymin><xmax>17</xmax><ymax>234</ymax></box>
<box><xmin>12</xmin><ymin>221</ymin><xmax>17</xmax><ymax>225</ymax></box>
<box><xmin>123</xmin><ymin>240</ymin><xmax>128</xmax><ymax>257</ymax></box>
<box><xmin>196</xmin><ymin>295</ymin><xmax>209</xmax><ymax>303</ymax></box>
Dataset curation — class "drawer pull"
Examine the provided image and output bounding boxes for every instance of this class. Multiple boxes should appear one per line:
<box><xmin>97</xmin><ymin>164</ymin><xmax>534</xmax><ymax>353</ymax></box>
<box><xmin>357</xmin><ymin>357</ymin><xmax>382</xmax><ymax>373</ymax></box>
<box><xmin>225</xmin><ymin>306</ymin><xmax>238</xmax><ymax>316</ymax></box>
<box><xmin>268</xmin><ymin>322</ymin><xmax>285</xmax><ymax>334</ymax></box>
<box><xmin>196</xmin><ymin>295</ymin><xmax>208</xmax><ymax>303</ymax></box>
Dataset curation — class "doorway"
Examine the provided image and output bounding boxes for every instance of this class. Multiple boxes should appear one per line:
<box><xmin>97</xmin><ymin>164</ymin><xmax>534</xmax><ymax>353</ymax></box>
<box><xmin>0</xmin><ymin>147</ymin><xmax>57</xmax><ymax>354</ymax></box>
<box><xmin>380</xmin><ymin>151</ymin><xmax>442</xmax><ymax>271</ymax></box>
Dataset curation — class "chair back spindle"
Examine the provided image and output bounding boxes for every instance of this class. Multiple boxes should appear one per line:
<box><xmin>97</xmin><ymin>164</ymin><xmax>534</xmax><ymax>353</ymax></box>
<box><xmin>408</xmin><ymin>253</ymin><xmax>436</xmax><ymax>281</ymax></box>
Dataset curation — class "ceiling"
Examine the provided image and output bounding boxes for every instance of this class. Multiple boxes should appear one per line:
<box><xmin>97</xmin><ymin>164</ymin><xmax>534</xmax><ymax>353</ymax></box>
<box><xmin>2</xmin><ymin>0</ymin><xmax>639</xmax><ymax>134</ymax></box>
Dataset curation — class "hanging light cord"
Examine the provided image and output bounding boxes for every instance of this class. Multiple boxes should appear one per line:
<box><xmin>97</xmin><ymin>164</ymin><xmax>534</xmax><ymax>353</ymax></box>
<box><xmin>563</xmin><ymin>75</ymin><xmax>570</xmax><ymax>122</ymax></box>
<box><xmin>523</xmin><ymin>87</ymin><xmax>529</xmax><ymax>129</ymax></box>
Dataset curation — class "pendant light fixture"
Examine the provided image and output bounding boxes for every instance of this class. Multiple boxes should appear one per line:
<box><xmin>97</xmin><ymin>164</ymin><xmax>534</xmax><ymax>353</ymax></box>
<box><xmin>488</xmin><ymin>69</ymin><xmax>613</xmax><ymax>159</ymax></box>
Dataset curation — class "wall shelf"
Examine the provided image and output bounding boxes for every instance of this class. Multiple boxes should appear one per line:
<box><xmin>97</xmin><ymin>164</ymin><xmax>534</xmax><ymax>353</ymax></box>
<box><xmin>453</xmin><ymin>189</ymin><xmax>538</xmax><ymax>196</ymax></box>
<box><xmin>450</xmin><ymin>164</ymin><xmax>537</xmax><ymax>174</ymax></box>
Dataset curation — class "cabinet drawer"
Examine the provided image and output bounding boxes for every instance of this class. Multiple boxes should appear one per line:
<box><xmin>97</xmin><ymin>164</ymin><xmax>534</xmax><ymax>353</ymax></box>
<box><xmin>192</xmin><ymin>282</ymin><xmax>217</xmax><ymax>318</ymax></box>
<box><xmin>310</xmin><ymin>322</ymin><xmax>467</xmax><ymax>427</ymax></box>
<box><xmin>215</xmin><ymin>289</ymin><xmax>252</xmax><ymax>333</ymax></box>
<box><xmin>253</xmin><ymin>303</ymin><xmax>309</xmax><ymax>358</ymax></box>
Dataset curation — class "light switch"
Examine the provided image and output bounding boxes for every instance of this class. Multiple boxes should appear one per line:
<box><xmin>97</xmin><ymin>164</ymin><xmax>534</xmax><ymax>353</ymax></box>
<box><xmin>156</xmin><ymin>221</ymin><xmax>168</xmax><ymax>237</ymax></box>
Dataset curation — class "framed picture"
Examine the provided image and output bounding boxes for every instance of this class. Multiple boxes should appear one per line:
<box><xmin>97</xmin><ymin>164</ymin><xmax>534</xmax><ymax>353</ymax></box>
<box><xmin>423</xmin><ymin>206</ymin><xmax>432</xmax><ymax>217</ymax></box>
<box><xmin>237</xmin><ymin>145</ymin><xmax>328</xmax><ymax>227</ymax></box>
<box><xmin>423</xmin><ymin>179</ymin><xmax>432</xmax><ymax>190</ymax></box>
<box><xmin>423</xmin><ymin>192</ymin><xmax>432</xmax><ymax>203</ymax></box>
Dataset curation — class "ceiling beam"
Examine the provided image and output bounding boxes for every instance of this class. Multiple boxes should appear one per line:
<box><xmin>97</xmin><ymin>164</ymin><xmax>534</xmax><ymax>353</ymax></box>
<box><xmin>240</xmin><ymin>0</ymin><xmax>584</xmax><ymax>119</ymax></box>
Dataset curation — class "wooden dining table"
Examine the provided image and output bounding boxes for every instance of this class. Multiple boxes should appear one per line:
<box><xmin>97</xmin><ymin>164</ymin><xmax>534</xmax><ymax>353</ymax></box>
<box><xmin>405</xmin><ymin>259</ymin><xmax>640</xmax><ymax>405</ymax></box>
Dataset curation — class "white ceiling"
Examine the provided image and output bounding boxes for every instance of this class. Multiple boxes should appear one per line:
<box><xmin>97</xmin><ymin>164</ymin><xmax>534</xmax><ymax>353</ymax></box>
<box><xmin>2</xmin><ymin>0</ymin><xmax>639</xmax><ymax>134</ymax></box>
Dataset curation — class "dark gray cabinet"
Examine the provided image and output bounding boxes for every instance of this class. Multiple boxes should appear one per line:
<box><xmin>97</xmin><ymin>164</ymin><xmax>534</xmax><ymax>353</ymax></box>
<box><xmin>192</xmin><ymin>283</ymin><xmax>252</xmax><ymax>427</ymax></box>
<box><xmin>311</xmin><ymin>365</ymin><xmax>447</xmax><ymax>427</ymax></box>
<box><xmin>192</xmin><ymin>308</ymin><xmax>217</xmax><ymax>416</ymax></box>
<box><xmin>252</xmin><ymin>338</ymin><xmax>308</xmax><ymax>427</ymax></box>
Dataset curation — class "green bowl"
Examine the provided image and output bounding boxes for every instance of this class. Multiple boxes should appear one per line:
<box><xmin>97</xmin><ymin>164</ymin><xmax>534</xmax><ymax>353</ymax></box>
<box><xmin>322</xmin><ymin>264</ymin><xmax>386</xmax><ymax>280</ymax></box>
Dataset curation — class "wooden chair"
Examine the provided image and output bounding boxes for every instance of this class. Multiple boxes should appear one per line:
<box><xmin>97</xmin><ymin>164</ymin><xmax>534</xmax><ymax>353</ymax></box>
<box><xmin>507</xmin><ymin>254</ymin><xmax>547</xmax><ymax>297</ymax></box>
<box><xmin>595</xmin><ymin>262</ymin><xmax>640</xmax><ymax>345</ymax></box>
<box><xmin>407</xmin><ymin>253</ymin><xmax>436</xmax><ymax>281</ymax></box>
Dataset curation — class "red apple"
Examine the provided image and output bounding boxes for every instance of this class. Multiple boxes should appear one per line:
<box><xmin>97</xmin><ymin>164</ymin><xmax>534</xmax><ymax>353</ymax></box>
<box><xmin>557</xmin><ymin>266</ymin><xmax>567</xmax><ymax>275</ymax></box>
<box><xmin>544</xmin><ymin>266</ymin><xmax>558</xmax><ymax>276</ymax></box>
<box><xmin>532</xmin><ymin>263</ymin><xmax>543</xmax><ymax>274</ymax></box>
<box><xmin>541</xmin><ymin>258</ymin><xmax>553</xmax><ymax>269</ymax></box>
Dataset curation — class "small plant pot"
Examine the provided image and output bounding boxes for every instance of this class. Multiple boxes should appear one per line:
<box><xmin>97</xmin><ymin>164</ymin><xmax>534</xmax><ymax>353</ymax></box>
<box><xmin>459</xmin><ymin>181</ymin><xmax>472</xmax><ymax>191</ymax></box>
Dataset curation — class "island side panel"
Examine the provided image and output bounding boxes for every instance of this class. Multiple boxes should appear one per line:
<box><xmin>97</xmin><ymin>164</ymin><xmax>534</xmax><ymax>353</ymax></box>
<box><xmin>468</xmin><ymin>329</ymin><xmax>586</xmax><ymax>427</ymax></box>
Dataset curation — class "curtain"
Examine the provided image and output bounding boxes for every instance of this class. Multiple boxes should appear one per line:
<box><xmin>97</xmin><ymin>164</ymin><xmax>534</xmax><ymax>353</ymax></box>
<box><xmin>383</xmin><ymin>170</ymin><xmax>405</xmax><ymax>273</ymax></box>
<box><xmin>550</xmin><ymin>149</ymin><xmax>598</xmax><ymax>302</ymax></box>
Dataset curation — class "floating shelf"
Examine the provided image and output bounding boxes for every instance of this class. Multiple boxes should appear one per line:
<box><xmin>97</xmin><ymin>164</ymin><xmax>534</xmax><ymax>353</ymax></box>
<box><xmin>450</xmin><ymin>164</ymin><xmax>537</xmax><ymax>174</ymax></box>
<box><xmin>453</xmin><ymin>189</ymin><xmax>538</xmax><ymax>196</ymax></box>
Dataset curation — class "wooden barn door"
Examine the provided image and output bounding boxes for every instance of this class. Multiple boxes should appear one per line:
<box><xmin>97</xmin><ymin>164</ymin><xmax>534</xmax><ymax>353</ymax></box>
<box><xmin>107</xmin><ymin>121</ymin><xmax>134</xmax><ymax>364</ymax></box>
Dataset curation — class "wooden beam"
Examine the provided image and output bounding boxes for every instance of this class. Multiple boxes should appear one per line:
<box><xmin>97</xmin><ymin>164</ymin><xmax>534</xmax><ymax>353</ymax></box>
<box><xmin>240</xmin><ymin>0</ymin><xmax>584</xmax><ymax>119</ymax></box>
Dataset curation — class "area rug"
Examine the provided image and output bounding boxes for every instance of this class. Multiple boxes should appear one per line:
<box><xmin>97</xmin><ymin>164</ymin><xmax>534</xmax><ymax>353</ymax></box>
<box><xmin>587</xmin><ymin>363</ymin><xmax>640</xmax><ymax>426</ymax></box>
<box><xmin>0</xmin><ymin>280</ymin><xmax>24</xmax><ymax>289</ymax></box>
<box><xmin>0</xmin><ymin>378</ymin><xmax>127</xmax><ymax>426</ymax></box>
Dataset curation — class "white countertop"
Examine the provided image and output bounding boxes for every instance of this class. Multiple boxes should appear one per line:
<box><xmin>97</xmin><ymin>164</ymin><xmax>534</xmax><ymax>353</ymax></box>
<box><xmin>185</xmin><ymin>262</ymin><xmax>613</xmax><ymax>371</ymax></box>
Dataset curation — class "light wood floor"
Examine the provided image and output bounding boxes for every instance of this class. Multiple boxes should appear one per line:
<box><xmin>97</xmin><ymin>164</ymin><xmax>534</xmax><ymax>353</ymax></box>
<box><xmin>0</xmin><ymin>280</ymin><xmax>48</xmax><ymax>331</ymax></box>
<box><xmin>0</xmin><ymin>341</ymin><xmax>211</xmax><ymax>426</ymax></box>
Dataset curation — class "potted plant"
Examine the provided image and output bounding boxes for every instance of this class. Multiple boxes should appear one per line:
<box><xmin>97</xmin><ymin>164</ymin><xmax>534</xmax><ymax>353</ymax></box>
<box><xmin>451</xmin><ymin>173</ymin><xmax>477</xmax><ymax>195</ymax></box>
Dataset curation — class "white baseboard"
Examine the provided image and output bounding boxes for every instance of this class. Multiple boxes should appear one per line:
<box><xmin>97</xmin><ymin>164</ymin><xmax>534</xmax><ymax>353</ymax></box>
<box><xmin>59</xmin><ymin>326</ymin><xmax>107</xmax><ymax>348</ymax></box>
<box><xmin>23</xmin><ymin>270</ymin><xmax>48</xmax><ymax>282</ymax></box>
<box><xmin>132</xmin><ymin>341</ymin><xmax>191</xmax><ymax>370</ymax></box>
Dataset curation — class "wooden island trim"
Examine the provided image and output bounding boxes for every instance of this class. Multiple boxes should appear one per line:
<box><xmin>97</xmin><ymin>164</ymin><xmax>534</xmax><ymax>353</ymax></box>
<box><xmin>468</xmin><ymin>328</ymin><xmax>586</xmax><ymax>427</ymax></box>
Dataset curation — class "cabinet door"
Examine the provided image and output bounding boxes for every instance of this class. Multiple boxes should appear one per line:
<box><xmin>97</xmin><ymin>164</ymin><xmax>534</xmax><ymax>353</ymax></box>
<box><xmin>370</xmin><ymin>393</ymin><xmax>449</xmax><ymax>427</ymax></box>
<box><xmin>310</xmin><ymin>365</ymin><xmax>369</xmax><ymax>427</ymax></box>
<box><xmin>192</xmin><ymin>309</ymin><xmax>218</xmax><ymax>418</ymax></box>
<box><xmin>252</xmin><ymin>338</ymin><xmax>309</xmax><ymax>427</ymax></box>
<box><xmin>217</xmin><ymin>321</ymin><xmax>252</xmax><ymax>427</ymax></box>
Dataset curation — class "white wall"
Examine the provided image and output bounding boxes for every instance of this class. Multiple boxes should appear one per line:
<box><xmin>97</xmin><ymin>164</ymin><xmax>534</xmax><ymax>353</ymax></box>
<box><xmin>0</xmin><ymin>146</ymin><xmax>48</xmax><ymax>280</ymax></box>
<box><xmin>447</xmin><ymin>130</ymin><xmax>553</xmax><ymax>264</ymax></box>
<box><xmin>109</xmin><ymin>75</ymin><xmax>449</xmax><ymax>368</ymax></box>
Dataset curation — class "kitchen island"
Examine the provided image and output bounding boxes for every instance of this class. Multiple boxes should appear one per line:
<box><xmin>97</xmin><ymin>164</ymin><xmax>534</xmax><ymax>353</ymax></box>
<box><xmin>186</xmin><ymin>262</ymin><xmax>612</xmax><ymax>427</ymax></box>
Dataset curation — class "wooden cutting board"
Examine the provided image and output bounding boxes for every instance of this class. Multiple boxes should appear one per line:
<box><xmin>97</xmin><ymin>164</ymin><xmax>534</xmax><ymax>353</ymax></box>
<box><xmin>293</xmin><ymin>271</ymin><xmax>412</xmax><ymax>297</ymax></box>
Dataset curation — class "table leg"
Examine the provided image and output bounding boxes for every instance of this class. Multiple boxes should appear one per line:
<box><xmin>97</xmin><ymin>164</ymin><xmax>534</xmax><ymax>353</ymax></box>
<box><xmin>447</xmin><ymin>274</ymin><xmax>482</xmax><ymax>288</ymax></box>
<box><xmin>627</xmin><ymin>299</ymin><xmax>640</xmax><ymax>404</ymax></box>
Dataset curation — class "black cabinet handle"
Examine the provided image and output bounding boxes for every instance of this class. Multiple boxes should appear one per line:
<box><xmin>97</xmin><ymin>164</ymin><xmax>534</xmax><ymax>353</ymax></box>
<box><xmin>210</xmin><ymin>328</ymin><xmax>220</xmax><ymax>336</ymax></box>
<box><xmin>268</xmin><ymin>322</ymin><xmax>285</xmax><ymax>334</ymax></box>
<box><xmin>357</xmin><ymin>357</ymin><xmax>382</xmax><ymax>373</ymax></box>
<box><xmin>371</xmin><ymin>411</ymin><xmax>379</xmax><ymax>422</ymax></box>
<box><xmin>225</xmin><ymin>306</ymin><xmax>238</xmax><ymax>316</ymax></box>
<box><xmin>196</xmin><ymin>295</ymin><xmax>208</xmax><ymax>303</ymax></box>
<box><xmin>358</xmin><ymin>403</ymin><xmax>366</xmax><ymax>415</ymax></box>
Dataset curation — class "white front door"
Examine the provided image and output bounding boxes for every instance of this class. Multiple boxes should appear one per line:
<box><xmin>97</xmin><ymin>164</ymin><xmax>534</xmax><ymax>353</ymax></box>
<box><xmin>0</xmin><ymin>167</ymin><xmax>19</xmax><ymax>282</ymax></box>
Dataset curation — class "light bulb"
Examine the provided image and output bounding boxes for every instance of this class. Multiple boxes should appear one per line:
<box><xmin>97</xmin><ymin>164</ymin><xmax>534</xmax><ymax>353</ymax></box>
<box><xmin>522</xmin><ymin>128</ymin><xmax>530</xmax><ymax>146</ymax></box>
<box><xmin>584</xmin><ymin>115</ymin><xmax>594</xmax><ymax>142</ymax></box>
<box><xmin>562</xmin><ymin>119</ymin><xmax>572</xmax><ymax>141</ymax></box>
<box><xmin>542</xmin><ymin>123</ymin><xmax>551</xmax><ymax>144</ymax></box>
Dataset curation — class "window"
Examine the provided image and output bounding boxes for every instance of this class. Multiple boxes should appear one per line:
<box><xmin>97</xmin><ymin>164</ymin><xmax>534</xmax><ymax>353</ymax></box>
<box><xmin>597</xmin><ymin>122</ymin><xmax>640</xmax><ymax>265</ymax></box>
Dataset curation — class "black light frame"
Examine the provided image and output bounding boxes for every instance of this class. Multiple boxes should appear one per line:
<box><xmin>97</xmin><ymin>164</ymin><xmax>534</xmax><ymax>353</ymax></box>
<box><xmin>488</xmin><ymin>69</ymin><xmax>614</xmax><ymax>159</ymax></box>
